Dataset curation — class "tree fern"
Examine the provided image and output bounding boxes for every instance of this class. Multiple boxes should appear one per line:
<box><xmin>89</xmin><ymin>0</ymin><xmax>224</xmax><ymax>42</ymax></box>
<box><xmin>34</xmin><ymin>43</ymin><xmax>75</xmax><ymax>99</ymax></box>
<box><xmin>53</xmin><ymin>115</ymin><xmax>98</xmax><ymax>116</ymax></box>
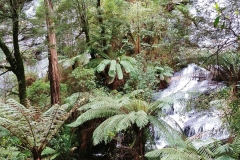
<box><xmin>93</xmin><ymin>114</ymin><xmax>126</xmax><ymax>145</ymax></box>
<box><xmin>59</xmin><ymin>53</ymin><xmax>90</xmax><ymax>69</ymax></box>
<box><xmin>68</xmin><ymin>91</ymin><xmax>184</xmax><ymax>160</ymax></box>
<box><xmin>96</xmin><ymin>59</ymin><xmax>111</xmax><ymax>72</ymax></box>
<box><xmin>0</xmin><ymin>98</ymin><xmax>85</xmax><ymax>159</ymax></box>
<box><xmin>145</xmin><ymin>135</ymin><xmax>240</xmax><ymax>160</ymax></box>
<box><xmin>95</xmin><ymin>54</ymin><xmax>137</xmax><ymax>85</ymax></box>
<box><xmin>146</xmin><ymin>147</ymin><xmax>201</xmax><ymax>160</ymax></box>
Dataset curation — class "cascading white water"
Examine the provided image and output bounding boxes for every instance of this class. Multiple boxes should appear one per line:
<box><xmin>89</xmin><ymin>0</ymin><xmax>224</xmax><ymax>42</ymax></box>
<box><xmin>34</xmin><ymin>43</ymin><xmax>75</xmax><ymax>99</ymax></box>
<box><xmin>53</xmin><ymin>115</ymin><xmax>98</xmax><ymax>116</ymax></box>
<box><xmin>153</xmin><ymin>64</ymin><xmax>229</xmax><ymax>148</ymax></box>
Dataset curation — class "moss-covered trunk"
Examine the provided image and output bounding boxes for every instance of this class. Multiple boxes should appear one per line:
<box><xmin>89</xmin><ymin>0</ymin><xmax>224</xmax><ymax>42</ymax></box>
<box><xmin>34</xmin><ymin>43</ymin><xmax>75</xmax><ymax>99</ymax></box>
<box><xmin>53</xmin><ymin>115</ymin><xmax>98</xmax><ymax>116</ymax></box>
<box><xmin>0</xmin><ymin>1</ymin><xmax>27</xmax><ymax>106</ymax></box>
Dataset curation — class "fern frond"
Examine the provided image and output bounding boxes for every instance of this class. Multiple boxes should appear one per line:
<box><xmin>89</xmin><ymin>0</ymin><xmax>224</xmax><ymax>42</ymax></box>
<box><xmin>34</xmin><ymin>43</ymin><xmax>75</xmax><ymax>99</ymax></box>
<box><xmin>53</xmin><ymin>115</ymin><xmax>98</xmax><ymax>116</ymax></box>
<box><xmin>120</xmin><ymin>60</ymin><xmax>134</xmax><ymax>73</ymax></box>
<box><xmin>215</xmin><ymin>155</ymin><xmax>235</xmax><ymax>160</ymax></box>
<box><xmin>148</xmin><ymin>116</ymin><xmax>184</xmax><ymax>146</ymax></box>
<box><xmin>116</xmin><ymin>112</ymin><xmax>137</xmax><ymax>132</ymax></box>
<box><xmin>135</xmin><ymin>110</ymin><xmax>149</xmax><ymax>129</ymax></box>
<box><xmin>120</xmin><ymin>55</ymin><xmax>137</xmax><ymax>65</ymax></box>
<box><xmin>0</xmin><ymin>99</ymin><xmax>76</xmax><ymax>152</ymax></box>
<box><xmin>60</xmin><ymin>54</ymin><xmax>89</xmax><ymax>69</ymax></box>
<box><xmin>145</xmin><ymin>148</ymin><xmax>200</xmax><ymax>160</ymax></box>
<box><xmin>88</xmin><ymin>58</ymin><xmax>105</xmax><ymax>68</ymax></box>
<box><xmin>195</xmin><ymin>140</ymin><xmax>226</xmax><ymax>159</ymax></box>
<box><xmin>96</xmin><ymin>59</ymin><xmax>111</xmax><ymax>72</ymax></box>
<box><xmin>214</xmin><ymin>143</ymin><xmax>232</xmax><ymax>157</ymax></box>
<box><xmin>122</xmin><ymin>89</ymin><xmax>144</xmax><ymax>99</ymax></box>
<box><xmin>97</xmin><ymin>51</ymin><xmax>111</xmax><ymax>59</ymax></box>
<box><xmin>116</xmin><ymin>63</ymin><xmax>123</xmax><ymax>79</ymax></box>
<box><xmin>150</xmin><ymin>96</ymin><xmax>174</xmax><ymax>110</ymax></box>
<box><xmin>108</xmin><ymin>60</ymin><xmax>117</xmax><ymax>78</ymax></box>
<box><xmin>78</xmin><ymin>97</ymin><xmax>115</xmax><ymax>111</ymax></box>
<box><xmin>67</xmin><ymin>107</ymin><xmax>121</xmax><ymax>127</ymax></box>
<box><xmin>93</xmin><ymin>114</ymin><xmax>125</xmax><ymax>145</ymax></box>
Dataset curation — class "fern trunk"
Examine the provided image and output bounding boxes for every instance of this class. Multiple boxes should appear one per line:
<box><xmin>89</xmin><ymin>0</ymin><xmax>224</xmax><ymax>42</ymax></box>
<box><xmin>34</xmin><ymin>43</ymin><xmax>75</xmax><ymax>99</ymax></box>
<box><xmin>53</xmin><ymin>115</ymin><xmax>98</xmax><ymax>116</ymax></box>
<box><xmin>31</xmin><ymin>147</ymin><xmax>42</xmax><ymax>160</ymax></box>
<box><xmin>133</xmin><ymin>124</ymin><xmax>144</xmax><ymax>160</ymax></box>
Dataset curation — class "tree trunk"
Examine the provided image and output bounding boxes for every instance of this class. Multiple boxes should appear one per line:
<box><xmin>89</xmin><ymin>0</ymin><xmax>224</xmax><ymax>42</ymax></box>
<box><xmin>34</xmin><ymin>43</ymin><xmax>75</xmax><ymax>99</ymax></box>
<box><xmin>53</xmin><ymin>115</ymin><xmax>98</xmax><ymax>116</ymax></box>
<box><xmin>133</xmin><ymin>125</ymin><xmax>144</xmax><ymax>160</ymax></box>
<box><xmin>75</xmin><ymin>0</ymin><xmax>94</xmax><ymax>59</ymax></box>
<box><xmin>78</xmin><ymin>0</ymin><xmax>90</xmax><ymax>44</ymax></box>
<box><xmin>31</xmin><ymin>147</ymin><xmax>42</xmax><ymax>160</ymax></box>
<box><xmin>44</xmin><ymin>0</ymin><xmax>61</xmax><ymax>105</ymax></box>
<box><xmin>97</xmin><ymin>0</ymin><xmax>108</xmax><ymax>54</ymax></box>
<box><xmin>0</xmin><ymin>1</ymin><xmax>27</xmax><ymax>106</ymax></box>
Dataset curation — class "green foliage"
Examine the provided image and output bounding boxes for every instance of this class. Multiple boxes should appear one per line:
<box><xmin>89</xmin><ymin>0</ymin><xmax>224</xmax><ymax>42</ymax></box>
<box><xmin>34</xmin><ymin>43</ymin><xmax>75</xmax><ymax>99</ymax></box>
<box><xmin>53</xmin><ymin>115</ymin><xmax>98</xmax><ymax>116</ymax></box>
<box><xmin>226</xmin><ymin>97</ymin><xmax>240</xmax><ymax>134</ymax></box>
<box><xmin>27</xmin><ymin>80</ymin><xmax>50</xmax><ymax>109</ymax></box>
<box><xmin>0</xmin><ymin>127</ymin><xmax>30</xmax><ymax>159</ymax></box>
<box><xmin>41</xmin><ymin>147</ymin><xmax>58</xmax><ymax>160</ymax></box>
<box><xmin>0</xmin><ymin>98</ymin><xmax>84</xmax><ymax>157</ymax></box>
<box><xmin>45</xmin><ymin>126</ymin><xmax>78</xmax><ymax>160</ymax></box>
<box><xmin>155</xmin><ymin>65</ymin><xmax>174</xmax><ymax>81</ymax></box>
<box><xmin>59</xmin><ymin>53</ymin><xmax>90</xmax><ymax>69</ymax></box>
<box><xmin>145</xmin><ymin>137</ymin><xmax>240</xmax><ymax>160</ymax></box>
<box><xmin>123</xmin><ymin>54</ymin><xmax>160</xmax><ymax>101</ymax></box>
<box><xmin>68</xmin><ymin>67</ymin><xmax>96</xmax><ymax>93</ymax></box>
<box><xmin>68</xmin><ymin>91</ymin><xmax>182</xmax><ymax>147</ymax></box>
<box><xmin>96</xmin><ymin>54</ymin><xmax>136</xmax><ymax>84</ymax></box>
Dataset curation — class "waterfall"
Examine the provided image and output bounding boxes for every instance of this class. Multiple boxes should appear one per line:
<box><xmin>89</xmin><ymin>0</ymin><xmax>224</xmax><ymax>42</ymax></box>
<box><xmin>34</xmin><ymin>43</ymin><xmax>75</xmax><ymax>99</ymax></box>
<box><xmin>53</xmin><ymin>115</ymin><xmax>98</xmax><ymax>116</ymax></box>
<box><xmin>153</xmin><ymin>64</ymin><xmax>229</xmax><ymax>148</ymax></box>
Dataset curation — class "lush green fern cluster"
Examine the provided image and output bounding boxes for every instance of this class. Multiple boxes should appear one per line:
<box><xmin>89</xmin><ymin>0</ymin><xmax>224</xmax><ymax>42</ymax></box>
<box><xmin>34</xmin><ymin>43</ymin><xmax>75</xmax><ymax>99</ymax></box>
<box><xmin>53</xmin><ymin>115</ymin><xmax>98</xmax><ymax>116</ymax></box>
<box><xmin>67</xmin><ymin>90</ymin><xmax>182</xmax><ymax>159</ymax></box>
<box><xmin>145</xmin><ymin>137</ymin><xmax>240</xmax><ymax>160</ymax></box>
<box><xmin>0</xmin><ymin>98</ymin><xmax>85</xmax><ymax>158</ymax></box>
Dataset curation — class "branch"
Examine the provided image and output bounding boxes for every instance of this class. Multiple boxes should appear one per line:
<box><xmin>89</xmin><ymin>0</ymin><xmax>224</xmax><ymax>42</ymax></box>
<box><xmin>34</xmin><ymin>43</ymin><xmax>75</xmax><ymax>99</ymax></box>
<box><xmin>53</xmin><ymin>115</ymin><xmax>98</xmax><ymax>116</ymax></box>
<box><xmin>0</xmin><ymin>12</ymin><xmax>12</xmax><ymax>19</ymax></box>
<box><xmin>0</xmin><ymin>65</ymin><xmax>12</xmax><ymax>70</ymax></box>
<box><xmin>0</xmin><ymin>70</ymin><xmax>11</xmax><ymax>76</ymax></box>
<box><xmin>0</xmin><ymin>38</ymin><xmax>16</xmax><ymax>70</ymax></box>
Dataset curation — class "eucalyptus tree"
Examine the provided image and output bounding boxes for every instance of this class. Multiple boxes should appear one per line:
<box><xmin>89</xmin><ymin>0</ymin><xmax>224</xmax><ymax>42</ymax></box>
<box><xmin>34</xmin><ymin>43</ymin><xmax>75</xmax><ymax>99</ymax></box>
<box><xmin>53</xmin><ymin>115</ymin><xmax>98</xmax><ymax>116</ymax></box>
<box><xmin>44</xmin><ymin>0</ymin><xmax>60</xmax><ymax>105</ymax></box>
<box><xmin>68</xmin><ymin>91</ymin><xmax>183</xmax><ymax>159</ymax></box>
<box><xmin>0</xmin><ymin>0</ymin><xmax>27</xmax><ymax>105</ymax></box>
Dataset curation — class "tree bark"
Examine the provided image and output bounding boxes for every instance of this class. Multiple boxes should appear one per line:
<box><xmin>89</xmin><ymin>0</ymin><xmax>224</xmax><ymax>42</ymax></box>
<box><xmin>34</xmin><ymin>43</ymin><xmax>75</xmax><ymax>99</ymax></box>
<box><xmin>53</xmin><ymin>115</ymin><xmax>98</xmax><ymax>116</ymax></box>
<box><xmin>0</xmin><ymin>0</ymin><xmax>27</xmax><ymax>106</ymax></box>
<box><xmin>31</xmin><ymin>147</ymin><xmax>42</xmax><ymax>160</ymax></box>
<box><xmin>97</xmin><ymin>0</ymin><xmax>108</xmax><ymax>54</ymax></box>
<box><xmin>44</xmin><ymin>0</ymin><xmax>61</xmax><ymax>105</ymax></box>
<box><xmin>133</xmin><ymin>124</ymin><xmax>144</xmax><ymax>160</ymax></box>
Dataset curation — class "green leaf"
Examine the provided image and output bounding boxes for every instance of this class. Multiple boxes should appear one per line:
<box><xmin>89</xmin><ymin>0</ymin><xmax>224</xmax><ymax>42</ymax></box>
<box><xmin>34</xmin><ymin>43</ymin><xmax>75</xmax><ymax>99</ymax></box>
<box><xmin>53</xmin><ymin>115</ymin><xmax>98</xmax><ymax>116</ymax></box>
<box><xmin>160</xmin><ymin>74</ymin><xmax>164</xmax><ymax>80</ymax></box>
<box><xmin>41</xmin><ymin>147</ymin><xmax>57</xmax><ymax>156</ymax></box>
<box><xmin>214</xmin><ymin>16</ymin><xmax>220</xmax><ymax>28</ymax></box>
<box><xmin>120</xmin><ymin>60</ymin><xmax>134</xmax><ymax>73</ymax></box>
<box><xmin>215</xmin><ymin>3</ymin><xmax>220</xmax><ymax>14</ymax></box>
<box><xmin>108</xmin><ymin>60</ymin><xmax>117</xmax><ymax>78</ymax></box>
<box><xmin>108</xmin><ymin>76</ymin><xmax>115</xmax><ymax>84</ymax></box>
<box><xmin>96</xmin><ymin>59</ymin><xmax>111</xmax><ymax>72</ymax></box>
<box><xmin>116</xmin><ymin>63</ymin><xmax>123</xmax><ymax>79</ymax></box>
